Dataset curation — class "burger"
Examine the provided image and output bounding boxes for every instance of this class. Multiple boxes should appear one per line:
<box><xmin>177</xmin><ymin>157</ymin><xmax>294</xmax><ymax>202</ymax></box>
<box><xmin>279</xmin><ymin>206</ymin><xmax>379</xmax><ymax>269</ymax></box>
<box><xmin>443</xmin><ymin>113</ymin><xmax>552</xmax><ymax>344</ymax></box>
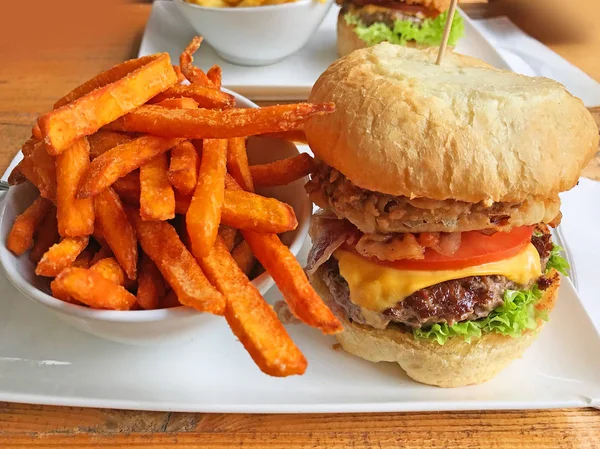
<box><xmin>337</xmin><ymin>0</ymin><xmax>464</xmax><ymax>57</ymax></box>
<box><xmin>304</xmin><ymin>43</ymin><xmax>598</xmax><ymax>387</ymax></box>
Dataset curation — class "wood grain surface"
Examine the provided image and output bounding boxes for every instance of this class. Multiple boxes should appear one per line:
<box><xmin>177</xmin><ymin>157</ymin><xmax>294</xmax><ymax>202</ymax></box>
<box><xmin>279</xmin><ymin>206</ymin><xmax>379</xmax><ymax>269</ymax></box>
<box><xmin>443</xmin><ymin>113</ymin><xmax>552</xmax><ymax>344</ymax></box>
<box><xmin>0</xmin><ymin>1</ymin><xmax>599</xmax><ymax>448</ymax></box>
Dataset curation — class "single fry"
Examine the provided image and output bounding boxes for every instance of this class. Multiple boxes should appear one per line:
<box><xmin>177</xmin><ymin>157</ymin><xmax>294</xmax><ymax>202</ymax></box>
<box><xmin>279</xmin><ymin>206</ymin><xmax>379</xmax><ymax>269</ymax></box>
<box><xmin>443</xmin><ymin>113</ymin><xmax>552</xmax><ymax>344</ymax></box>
<box><xmin>250</xmin><ymin>153</ymin><xmax>317</xmax><ymax>188</ymax></box>
<box><xmin>168</xmin><ymin>141</ymin><xmax>199</xmax><ymax>196</ymax></box>
<box><xmin>129</xmin><ymin>211</ymin><xmax>225</xmax><ymax>314</ymax></box>
<box><xmin>30</xmin><ymin>207</ymin><xmax>59</xmax><ymax>263</ymax></box>
<box><xmin>199</xmin><ymin>236</ymin><xmax>307</xmax><ymax>376</ymax></box>
<box><xmin>112</xmin><ymin>171</ymin><xmax>140</xmax><ymax>206</ymax></box>
<box><xmin>207</xmin><ymin>65</ymin><xmax>222</xmax><ymax>89</ymax></box>
<box><xmin>38</xmin><ymin>53</ymin><xmax>177</xmax><ymax>155</ymax></box>
<box><xmin>94</xmin><ymin>188</ymin><xmax>138</xmax><ymax>280</ymax></box>
<box><xmin>56</xmin><ymin>138</ymin><xmax>95</xmax><ymax>237</ymax></box>
<box><xmin>180</xmin><ymin>36</ymin><xmax>211</xmax><ymax>86</ymax></box>
<box><xmin>218</xmin><ymin>225</ymin><xmax>238</xmax><ymax>252</ymax></box>
<box><xmin>105</xmin><ymin>103</ymin><xmax>335</xmax><ymax>139</ymax></box>
<box><xmin>140</xmin><ymin>153</ymin><xmax>175</xmax><ymax>221</ymax></box>
<box><xmin>186</xmin><ymin>138</ymin><xmax>228</xmax><ymax>258</ymax></box>
<box><xmin>231</xmin><ymin>240</ymin><xmax>256</xmax><ymax>276</ymax></box>
<box><xmin>221</xmin><ymin>190</ymin><xmax>297</xmax><ymax>233</ymax></box>
<box><xmin>242</xmin><ymin>231</ymin><xmax>343</xmax><ymax>335</ymax></box>
<box><xmin>172</xmin><ymin>65</ymin><xmax>186</xmax><ymax>83</ymax></box>
<box><xmin>77</xmin><ymin>135</ymin><xmax>184</xmax><ymax>198</ymax></box>
<box><xmin>53</xmin><ymin>267</ymin><xmax>136</xmax><ymax>310</ymax></box>
<box><xmin>88</xmin><ymin>130</ymin><xmax>133</xmax><ymax>159</ymax></box>
<box><xmin>29</xmin><ymin>140</ymin><xmax>57</xmax><ymax>201</ymax></box>
<box><xmin>151</xmin><ymin>84</ymin><xmax>234</xmax><ymax>110</ymax></box>
<box><xmin>35</xmin><ymin>236</ymin><xmax>89</xmax><ymax>277</ymax></box>
<box><xmin>227</xmin><ymin>137</ymin><xmax>254</xmax><ymax>192</ymax></box>
<box><xmin>174</xmin><ymin>190</ymin><xmax>191</xmax><ymax>215</ymax></box>
<box><xmin>7</xmin><ymin>197</ymin><xmax>53</xmax><ymax>255</ymax></box>
<box><xmin>89</xmin><ymin>257</ymin><xmax>127</xmax><ymax>286</ymax></box>
<box><xmin>136</xmin><ymin>254</ymin><xmax>167</xmax><ymax>310</ymax></box>
<box><xmin>7</xmin><ymin>160</ymin><xmax>26</xmax><ymax>185</ymax></box>
<box><xmin>156</xmin><ymin>97</ymin><xmax>199</xmax><ymax>109</ymax></box>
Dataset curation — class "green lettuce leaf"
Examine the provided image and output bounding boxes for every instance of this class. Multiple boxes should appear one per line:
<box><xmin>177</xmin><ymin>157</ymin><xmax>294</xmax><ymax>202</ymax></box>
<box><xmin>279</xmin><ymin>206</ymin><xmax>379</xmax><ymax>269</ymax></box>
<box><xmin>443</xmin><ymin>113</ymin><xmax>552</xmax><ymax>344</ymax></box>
<box><xmin>414</xmin><ymin>285</ymin><xmax>545</xmax><ymax>345</ymax></box>
<box><xmin>344</xmin><ymin>11</ymin><xmax>464</xmax><ymax>47</ymax></box>
<box><xmin>546</xmin><ymin>244</ymin><xmax>570</xmax><ymax>276</ymax></box>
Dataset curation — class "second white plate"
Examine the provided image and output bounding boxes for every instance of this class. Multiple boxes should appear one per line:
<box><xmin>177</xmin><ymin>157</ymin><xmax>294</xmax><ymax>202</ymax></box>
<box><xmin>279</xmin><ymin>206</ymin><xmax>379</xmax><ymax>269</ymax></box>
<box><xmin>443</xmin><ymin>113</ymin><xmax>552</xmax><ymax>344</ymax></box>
<box><xmin>139</xmin><ymin>1</ymin><xmax>511</xmax><ymax>101</ymax></box>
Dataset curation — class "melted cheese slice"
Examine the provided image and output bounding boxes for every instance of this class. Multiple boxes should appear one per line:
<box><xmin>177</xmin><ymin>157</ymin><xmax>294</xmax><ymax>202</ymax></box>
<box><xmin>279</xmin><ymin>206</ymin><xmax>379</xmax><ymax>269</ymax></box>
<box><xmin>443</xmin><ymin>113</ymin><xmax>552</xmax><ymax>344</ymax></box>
<box><xmin>334</xmin><ymin>244</ymin><xmax>542</xmax><ymax>313</ymax></box>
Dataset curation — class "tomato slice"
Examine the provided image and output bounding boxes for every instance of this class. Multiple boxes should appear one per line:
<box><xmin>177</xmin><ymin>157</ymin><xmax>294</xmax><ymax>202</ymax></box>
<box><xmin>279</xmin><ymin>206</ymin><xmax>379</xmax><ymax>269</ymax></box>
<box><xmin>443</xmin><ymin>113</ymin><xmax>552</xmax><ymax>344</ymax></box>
<box><xmin>346</xmin><ymin>226</ymin><xmax>534</xmax><ymax>271</ymax></box>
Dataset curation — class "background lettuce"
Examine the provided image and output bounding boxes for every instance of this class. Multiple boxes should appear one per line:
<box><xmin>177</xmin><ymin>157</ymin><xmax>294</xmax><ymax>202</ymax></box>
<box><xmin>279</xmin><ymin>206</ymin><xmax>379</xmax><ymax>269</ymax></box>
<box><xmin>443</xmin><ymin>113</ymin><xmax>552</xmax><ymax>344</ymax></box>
<box><xmin>413</xmin><ymin>245</ymin><xmax>568</xmax><ymax>345</ymax></box>
<box><xmin>345</xmin><ymin>11</ymin><xmax>464</xmax><ymax>47</ymax></box>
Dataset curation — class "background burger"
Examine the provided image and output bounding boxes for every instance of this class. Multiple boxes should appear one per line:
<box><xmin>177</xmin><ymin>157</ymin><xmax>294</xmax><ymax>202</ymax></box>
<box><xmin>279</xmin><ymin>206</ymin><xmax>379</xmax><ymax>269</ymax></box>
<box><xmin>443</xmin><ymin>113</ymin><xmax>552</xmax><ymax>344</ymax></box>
<box><xmin>337</xmin><ymin>0</ymin><xmax>464</xmax><ymax>57</ymax></box>
<box><xmin>304</xmin><ymin>43</ymin><xmax>599</xmax><ymax>387</ymax></box>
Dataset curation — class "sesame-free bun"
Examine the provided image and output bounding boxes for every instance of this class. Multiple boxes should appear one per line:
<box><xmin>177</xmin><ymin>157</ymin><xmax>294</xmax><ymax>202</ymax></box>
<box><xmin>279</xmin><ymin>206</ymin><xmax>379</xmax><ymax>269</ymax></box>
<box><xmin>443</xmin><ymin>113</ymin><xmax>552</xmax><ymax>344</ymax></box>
<box><xmin>306</xmin><ymin>43</ymin><xmax>599</xmax><ymax>203</ymax></box>
<box><xmin>310</xmin><ymin>268</ymin><xmax>560</xmax><ymax>388</ymax></box>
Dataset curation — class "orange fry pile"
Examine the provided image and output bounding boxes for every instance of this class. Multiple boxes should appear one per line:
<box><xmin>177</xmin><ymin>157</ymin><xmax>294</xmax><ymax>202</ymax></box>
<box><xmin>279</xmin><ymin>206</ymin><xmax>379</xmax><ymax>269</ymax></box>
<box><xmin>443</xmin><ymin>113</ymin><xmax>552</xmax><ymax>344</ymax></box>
<box><xmin>6</xmin><ymin>38</ymin><xmax>341</xmax><ymax>377</ymax></box>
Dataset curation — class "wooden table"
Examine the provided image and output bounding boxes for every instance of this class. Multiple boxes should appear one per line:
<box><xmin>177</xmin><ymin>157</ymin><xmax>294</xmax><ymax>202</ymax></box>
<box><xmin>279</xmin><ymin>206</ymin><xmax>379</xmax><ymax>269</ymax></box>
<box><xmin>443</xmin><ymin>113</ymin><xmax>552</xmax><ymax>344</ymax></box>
<box><xmin>1</xmin><ymin>1</ymin><xmax>599</xmax><ymax>447</ymax></box>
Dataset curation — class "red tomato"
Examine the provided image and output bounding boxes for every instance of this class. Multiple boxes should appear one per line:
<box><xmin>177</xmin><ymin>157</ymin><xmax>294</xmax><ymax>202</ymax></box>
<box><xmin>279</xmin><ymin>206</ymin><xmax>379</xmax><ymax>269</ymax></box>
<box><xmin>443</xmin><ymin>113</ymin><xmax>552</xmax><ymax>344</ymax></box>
<box><xmin>348</xmin><ymin>226</ymin><xmax>534</xmax><ymax>271</ymax></box>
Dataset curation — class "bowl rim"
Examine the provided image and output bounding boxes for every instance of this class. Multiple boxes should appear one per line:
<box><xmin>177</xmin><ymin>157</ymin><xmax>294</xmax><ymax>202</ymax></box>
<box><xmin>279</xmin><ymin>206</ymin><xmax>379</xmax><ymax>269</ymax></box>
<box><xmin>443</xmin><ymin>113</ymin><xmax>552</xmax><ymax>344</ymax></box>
<box><xmin>173</xmin><ymin>0</ymin><xmax>330</xmax><ymax>13</ymax></box>
<box><xmin>0</xmin><ymin>89</ymin><xmax>312</xmax><ymax>323</ymax></box>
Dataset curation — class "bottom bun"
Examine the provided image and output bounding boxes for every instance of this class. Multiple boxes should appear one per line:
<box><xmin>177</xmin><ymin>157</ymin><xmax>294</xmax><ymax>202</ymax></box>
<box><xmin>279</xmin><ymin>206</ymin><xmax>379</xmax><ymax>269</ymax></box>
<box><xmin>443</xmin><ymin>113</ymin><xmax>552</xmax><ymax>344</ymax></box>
<box><xmin>311</xmin><ymin>269</ymin><xmax>560</xmax><ymax>388</ymax></box>
<box><xmin>337</xmin><ymin>11</ymin><xmax>429</xmax><ymax>57</ymax></box>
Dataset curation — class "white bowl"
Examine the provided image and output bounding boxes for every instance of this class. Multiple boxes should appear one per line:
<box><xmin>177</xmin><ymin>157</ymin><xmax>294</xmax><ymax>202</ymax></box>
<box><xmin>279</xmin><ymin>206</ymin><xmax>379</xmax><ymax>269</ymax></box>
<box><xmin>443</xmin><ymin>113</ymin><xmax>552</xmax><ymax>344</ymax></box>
<box><xmin>173</xmin><ymin>0</ymin><xmax>334</xmax><ymax>66</ymax></box>
<box><xmin>0</xmin><ymin>90</ymin><xmax>311</xmax><ymax>346</ymax></box>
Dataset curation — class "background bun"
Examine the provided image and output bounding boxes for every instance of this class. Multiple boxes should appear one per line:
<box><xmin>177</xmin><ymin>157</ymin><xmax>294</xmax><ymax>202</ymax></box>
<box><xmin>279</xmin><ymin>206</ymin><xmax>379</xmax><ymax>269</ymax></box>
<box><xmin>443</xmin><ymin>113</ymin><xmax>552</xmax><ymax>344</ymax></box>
<box><xmin>310</xmin><ymin>269</ymin><xmax>560</xmax><ymax>388</ymax></box>
<box><xmin>307</xmin><ymin>43</ymin><xmax>599</xmax><ymax>203</ymax></box>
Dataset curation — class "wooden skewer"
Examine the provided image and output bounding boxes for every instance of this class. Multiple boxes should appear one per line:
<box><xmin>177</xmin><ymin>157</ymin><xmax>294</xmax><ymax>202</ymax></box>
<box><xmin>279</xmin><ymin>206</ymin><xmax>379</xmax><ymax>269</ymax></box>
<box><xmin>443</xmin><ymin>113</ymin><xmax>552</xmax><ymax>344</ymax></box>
<box><xmin>435</xmin><ymin>0</ymin><xmax>459</xmax><ymax>65</ymax></box>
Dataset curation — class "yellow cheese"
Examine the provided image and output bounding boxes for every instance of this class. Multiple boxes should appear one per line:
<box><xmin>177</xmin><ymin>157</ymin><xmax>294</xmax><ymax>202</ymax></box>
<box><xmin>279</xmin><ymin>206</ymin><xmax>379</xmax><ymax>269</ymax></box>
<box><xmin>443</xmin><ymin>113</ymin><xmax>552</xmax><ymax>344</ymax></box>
<box><xmin>334</xmin><ymin>244</ymin><xmax>542</xmax><ymax>313</ymax></box>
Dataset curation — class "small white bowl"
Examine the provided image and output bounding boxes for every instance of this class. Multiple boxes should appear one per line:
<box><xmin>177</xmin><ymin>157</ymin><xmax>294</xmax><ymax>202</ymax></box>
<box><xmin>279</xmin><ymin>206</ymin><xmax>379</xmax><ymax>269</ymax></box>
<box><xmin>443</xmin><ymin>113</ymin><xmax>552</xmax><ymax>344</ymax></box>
<box><xmin>0</xmin><ymin>90</ymin><xmax>311</xmax><ymax>346</ymax></box>
<box><xmin>173</xmin><ymin>0</ymin><xmax>334</xmax><ymax>66</ymax></box>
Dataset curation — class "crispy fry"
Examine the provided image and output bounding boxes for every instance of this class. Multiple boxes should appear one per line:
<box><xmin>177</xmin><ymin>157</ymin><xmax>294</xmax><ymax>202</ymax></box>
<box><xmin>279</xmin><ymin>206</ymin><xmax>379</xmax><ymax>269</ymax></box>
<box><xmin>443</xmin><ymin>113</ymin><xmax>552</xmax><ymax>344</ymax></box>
<box><xmin>7</xmin><ymin>160</ymin><xmax>26</xmax><ymax>185</ymax></box>
<box><xmin>156</xmin><ymin>97</ymin><xmax>199</xmax><ymax>109</ymax></box>
<box><xmin>242</xmin><ymin>231</ymin><xmax>343</xmax><ymax>335</ymax></box>
<box><xmin>199</xmin><ymin>236</ymin><xmax>306</xmax><ymax>376</ymax></box>
<box><xmin>93</xmin><ymin>188</ymin><xmax>137</xmax><ymax>280</ymax></box>
<box><xmin>90</xmin><ymin>257</ymin><xmax>127</xmax><ymax>286</ymax></box>
<box><xmin>250</xmin><ymin>153</ymin><xmax>317</xmax><ymax>188</ymax></box>
<box><xmin>206</xmin><ymin>65</ymin><xmax>222</xmax><ymax>89</ymax></box>
<box><xmin>35</xmin><ymin>236</ymin><xmax>89</xmax><ymax>277</ymax></box>
<box><xmin>56</xmin><ymin>138</ymin><xmax>95</xmax><ymax>237</ymax></box>
<box><xmin>231</xmin><ymin>240</ymin><xmax>255</xmax><ymax>276</ymax></box>
<box><xmin>218</xmin><ymin>225</ymin><xmax>238</xmax><ymax>252</ymax></box>
<box><xmin>88</xmin><ymin>130</ymin><xmax>133</xmax><ymax>160</ymax></box>
<box><xmin>168</xmin><ymin>141</ymin><xmax>199</xmax><ymax>196</ymax></box>
<box><xmin>151</xmin><ymin>84</ymin><xmax>234</xmax><ymax>110</ymax></box>
<box><xmin>54</xmin><ymin>55</ymin><xmax>162</xmax><ymax>108</ymax></box>
<box><xmin>39</xmin><ymin>54</ymin><xmax>177</xmax><ymax>155</ymax></box>
<box><xmin>174</xmin><ymin>190</ymin><xmax>191</xmax><ymax>215</ymax></box>
<box><xmin>13</xmin><ymin>158</ymin><xmax>43</xmax><ymax>194</ymax></box>
<box><xmin>105</xmin><ymin>103</ymin><xmax>335</xmax><ymax>139</ymax></box>
<box><xmin>27</xmin><ymin>140</ymin><xmax>57</xmax><ymax>201</ymax></box>
<box><xmin>260</xmin><ymin>129</ymin><xmax>308</xmax><ymax>144</ymax></box>
<box><xmin>180</xmin><ymin>36</ymin><xmax>211</xmax><ymax>86</ymax></box>
<box><xmin>77</xmin><ymin>135</ymin><xmax>184</xmax><ymax>199</ymax></box>
<box><xmin>172</xmin><ymin>65</ymin><xmax>186</xmax><ymax>83</ymax></box>
<box><xmin>89</xmin><ymin>245</ymin><xmax>113</xmax><ymax>266</ymax></box>
<box><xmin>52</xmin><ymin>267</ymin><xmax>136</xmax><ymax>310</ymax></box>
<box><xmin>30</xmin><ymin>207</ymin><xmax>59</xmax><ymax>264</ymax></box>
<box><xmin>227</xmin><ymin>137</ymin><xmax>254</xmax><ymax>192</ymax></box>
<box><xmin>161</xmin><ymin>290</ymin><xmax>181</xmax><ymax>308</ymax></box>
<box><xmin>129</xmin><ymin>210</ymin><xmax>225</xmax><ymax>314</ymax></box>
<box><xmin>221</xmin><ymin>190</ymin><xmax>297</xmax><ymax>233</ymax></box>
<box><xmin>7</xmin><ymin>197</ymin><xmax>53</xmax><ymax>255</ymax></box>
<box><xmin>32</xmin><ymin>125</ymin><xmax>42</xmax><ymax>140</ymax></box>
<box><xmin>186</xmin><ymin>138</ymin><xmax>228</xmax><ymax>258</ymax></box>
<box><xmin>136</xmin><ymin>254</ymin><xmax>167</xmax><ymax>310</ymax></box>
<box><xmin>140</xmin><ymin>153</ymin><xmax>175</xmax><ymax>221</ymax></box>
<box><xmin>112</xmin><ymin>170</ymin><xmax>140</xmax><ymax>206</ymax></box>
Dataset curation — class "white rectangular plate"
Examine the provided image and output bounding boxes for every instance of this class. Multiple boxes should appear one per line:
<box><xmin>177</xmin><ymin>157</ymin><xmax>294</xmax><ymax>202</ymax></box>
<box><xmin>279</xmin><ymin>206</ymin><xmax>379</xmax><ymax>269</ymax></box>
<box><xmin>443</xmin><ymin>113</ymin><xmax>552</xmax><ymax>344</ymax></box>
<box><xmin>0</xmin><ymin>182</ymin><xmax>599</xmax><ymax>412</ymax></box>
<box><xmin>139</xmin><ymin>1</ymin><xmax>512</xmax><ymax>100</ymax></box>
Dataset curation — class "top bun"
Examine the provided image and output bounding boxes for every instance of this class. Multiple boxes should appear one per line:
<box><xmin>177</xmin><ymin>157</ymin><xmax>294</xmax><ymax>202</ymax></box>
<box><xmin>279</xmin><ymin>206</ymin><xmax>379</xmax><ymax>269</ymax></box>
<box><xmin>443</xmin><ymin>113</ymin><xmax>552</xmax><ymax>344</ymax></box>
<box><xmin>306</xmin><ymin>43</ymin><xmax>598</xmax><ymax>203</ymax></box>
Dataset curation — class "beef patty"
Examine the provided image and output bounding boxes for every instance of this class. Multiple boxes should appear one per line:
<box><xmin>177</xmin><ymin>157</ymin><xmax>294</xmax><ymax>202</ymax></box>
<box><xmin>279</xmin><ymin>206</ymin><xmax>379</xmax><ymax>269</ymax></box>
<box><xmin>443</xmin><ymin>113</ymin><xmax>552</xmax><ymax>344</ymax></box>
<box><xmin>318</xmin><ymin>233</ymin><xmax>553</xmax><ymax>330</ymax></box>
